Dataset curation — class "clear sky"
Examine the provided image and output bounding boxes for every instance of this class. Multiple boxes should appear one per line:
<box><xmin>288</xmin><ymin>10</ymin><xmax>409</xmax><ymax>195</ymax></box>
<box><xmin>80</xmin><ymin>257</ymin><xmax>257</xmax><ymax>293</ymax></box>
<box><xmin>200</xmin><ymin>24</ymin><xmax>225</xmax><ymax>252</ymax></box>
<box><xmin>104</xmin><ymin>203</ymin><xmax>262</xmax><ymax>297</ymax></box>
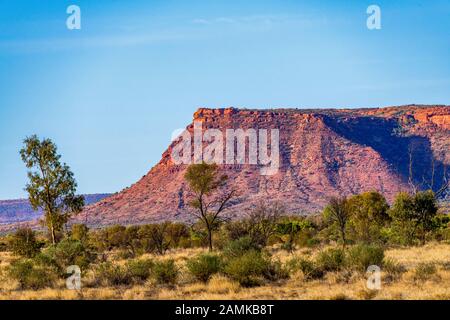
<box><xmin>0</xmin><ymin>0</ymin><xmax>449</xmax><ymax>199</ymax></box>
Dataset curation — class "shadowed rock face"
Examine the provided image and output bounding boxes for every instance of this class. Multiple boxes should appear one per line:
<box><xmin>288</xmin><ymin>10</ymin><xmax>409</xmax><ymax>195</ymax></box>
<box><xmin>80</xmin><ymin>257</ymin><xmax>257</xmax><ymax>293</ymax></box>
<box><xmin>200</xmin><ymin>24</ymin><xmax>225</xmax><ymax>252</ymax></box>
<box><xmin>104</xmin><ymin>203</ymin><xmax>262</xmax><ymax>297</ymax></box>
<box><xmin>70</xmin><ymin>105</ymin><xmax>448</xmax><ymax>228</ymax></box>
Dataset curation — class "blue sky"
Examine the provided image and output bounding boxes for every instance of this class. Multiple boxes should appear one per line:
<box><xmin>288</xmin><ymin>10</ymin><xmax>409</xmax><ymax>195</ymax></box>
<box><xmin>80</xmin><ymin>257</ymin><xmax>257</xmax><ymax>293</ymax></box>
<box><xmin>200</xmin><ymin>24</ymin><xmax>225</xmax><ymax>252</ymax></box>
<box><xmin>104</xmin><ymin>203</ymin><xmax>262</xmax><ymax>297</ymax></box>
<box><xmin>0</xmin><ymin>0</ymin><xmax>449</xmax><ymax>199</ymax></box>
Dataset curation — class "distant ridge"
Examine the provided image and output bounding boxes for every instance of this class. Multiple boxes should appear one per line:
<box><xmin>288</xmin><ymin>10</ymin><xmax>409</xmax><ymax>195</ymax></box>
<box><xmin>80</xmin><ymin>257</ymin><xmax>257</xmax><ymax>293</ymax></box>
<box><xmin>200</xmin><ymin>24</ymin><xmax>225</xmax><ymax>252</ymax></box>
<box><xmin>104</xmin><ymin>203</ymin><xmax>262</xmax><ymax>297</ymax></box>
<box><xmin>0</xmin><ymin>194</ymin><xmax>111</xmax><ymax>225</ymax></box>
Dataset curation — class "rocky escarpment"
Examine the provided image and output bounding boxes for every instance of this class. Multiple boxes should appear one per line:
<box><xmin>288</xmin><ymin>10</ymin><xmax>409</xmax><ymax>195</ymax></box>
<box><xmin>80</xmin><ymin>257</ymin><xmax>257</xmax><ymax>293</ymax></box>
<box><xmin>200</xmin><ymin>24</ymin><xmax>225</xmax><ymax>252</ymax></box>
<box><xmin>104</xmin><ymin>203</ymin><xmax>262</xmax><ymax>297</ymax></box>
<box><xmin>74</xmin><ymin>105</ymin><xmax>449</xmax><ymax>227</ymax></box>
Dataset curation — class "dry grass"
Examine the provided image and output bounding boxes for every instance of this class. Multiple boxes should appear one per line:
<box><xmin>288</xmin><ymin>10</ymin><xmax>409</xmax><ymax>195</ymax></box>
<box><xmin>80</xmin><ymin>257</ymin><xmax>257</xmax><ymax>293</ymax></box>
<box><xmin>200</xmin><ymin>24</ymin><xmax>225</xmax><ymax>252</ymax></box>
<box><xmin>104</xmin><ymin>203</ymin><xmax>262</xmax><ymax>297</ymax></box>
<box><xmin>0</xmin><ymin>243</ymin><xmax>449</xmax><ymax>300</ymax></box>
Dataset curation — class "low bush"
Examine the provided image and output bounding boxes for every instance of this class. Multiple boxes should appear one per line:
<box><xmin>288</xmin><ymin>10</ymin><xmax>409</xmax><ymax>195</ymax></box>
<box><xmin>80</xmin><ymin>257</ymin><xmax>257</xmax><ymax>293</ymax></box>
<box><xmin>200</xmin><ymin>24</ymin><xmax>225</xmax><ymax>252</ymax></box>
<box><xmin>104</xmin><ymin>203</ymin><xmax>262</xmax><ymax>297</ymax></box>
<box><xmin>383</xmin><ymin>258</ymin><xmax>406</xmax><ymax>282</ymax></box>
<box><xmin>152</xmin><ymin>259</ymin><xmax>178</xmax><ymax>285</ymax></box>
<box><xmin>222</xmin><ymin>237</ymin><xmax>260</xmax><ymax>259</ymax></box>
<box><xmin>94</xmin><ymin>262</ymin><xmax>132</xmax><ymax>286</ymax></box>
<box><xmin>287</xmin><ymin>257</ymin><xmax>324</xmax><ymax>280</ymax></box>
<box><xmin>70</xmin><ymin>224</ymin><xmax>89</xmax><ymax>243</ymax></box>
<box><xmin>346</xmin><ymin>244</ymin><xmax>384</xmax><ymax>272</ymax></box>
<box><xmin>8</xmin><ymin>228</ymin><xmax>42</xmax><ymax>258</ymax></box>
<box><xmin>297</xmin><ymin>232</ymin><xmax>320</xmax><ymax>247</ymax></box>
<box><xmin>186</xmin><ymin>253</ymin><xmax>223</xmax><ymax>282</ymax></box>
<box><xmin>224</xmin><ymin>220</ymin><xmax>250</xmax><ymax>242</ymax></box>
<box><xmin>126</xmin><ymin>259</ymin><xmax>153</xmax><ymax>283</ymax></box>
<box><xmin>8</xmin><ymin>259</ymin><xmax>56</xmax><ymax>290</ymax></box>
<box><xmin>223</xmin><ymin>250</ymin><xmax>271</xmax><ymax>287</ymax></box>
<box><xmin>413</xmin><ymin>262</ymin><xmax>438</xmax><ymax>282</ymax></box>
<box><xmin>38</xmin><ymin>239</ymin><xmax>94</xmax><ymax>276</ymax></box>
<box><xmin>263</xmin><ymin>259</ymin><xmax>289</xmax><ymax>281</ymax></box>
<box><xmin>316</xmin><ymin>248</ymin><xmax>345</xmax><ymax>272</ymax></box>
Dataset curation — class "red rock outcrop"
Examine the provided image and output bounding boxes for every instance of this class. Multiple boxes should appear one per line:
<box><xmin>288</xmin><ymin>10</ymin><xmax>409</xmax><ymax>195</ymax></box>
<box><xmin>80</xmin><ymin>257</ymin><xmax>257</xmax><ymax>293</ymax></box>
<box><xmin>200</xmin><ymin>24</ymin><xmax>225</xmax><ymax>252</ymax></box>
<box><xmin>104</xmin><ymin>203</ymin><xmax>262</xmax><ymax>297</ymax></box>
<box><xmin>73</xmin><ymin>105</ymin><xmax>449</xmax><ymax>227</ymax></box>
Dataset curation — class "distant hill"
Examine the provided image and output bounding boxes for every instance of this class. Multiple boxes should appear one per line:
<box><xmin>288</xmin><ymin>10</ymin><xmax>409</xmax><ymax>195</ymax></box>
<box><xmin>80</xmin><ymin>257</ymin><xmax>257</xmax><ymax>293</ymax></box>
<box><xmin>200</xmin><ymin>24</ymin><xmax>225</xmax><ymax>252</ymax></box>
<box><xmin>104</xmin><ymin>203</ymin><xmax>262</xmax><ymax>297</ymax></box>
<box><xmin>0</xmin><ymin>194</ymin><xmax>111</xmax><ymax>225</ymax></box>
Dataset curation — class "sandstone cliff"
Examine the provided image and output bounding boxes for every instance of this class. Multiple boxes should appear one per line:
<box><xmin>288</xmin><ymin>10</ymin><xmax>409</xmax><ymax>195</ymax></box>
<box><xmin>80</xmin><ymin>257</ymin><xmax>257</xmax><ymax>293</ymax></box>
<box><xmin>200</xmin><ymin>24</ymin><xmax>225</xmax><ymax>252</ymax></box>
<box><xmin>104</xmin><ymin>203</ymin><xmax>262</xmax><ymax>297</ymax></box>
<box><xmin>76</xmin><ymin>105</ymin><xmax>449</xmax><ymax>227</ymax></box>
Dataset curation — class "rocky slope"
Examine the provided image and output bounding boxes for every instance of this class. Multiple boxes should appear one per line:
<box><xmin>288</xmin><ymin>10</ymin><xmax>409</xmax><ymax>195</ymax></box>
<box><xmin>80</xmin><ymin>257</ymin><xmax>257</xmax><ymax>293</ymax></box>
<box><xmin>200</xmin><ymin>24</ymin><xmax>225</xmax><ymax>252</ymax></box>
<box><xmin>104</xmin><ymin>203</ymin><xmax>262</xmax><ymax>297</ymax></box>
<box><xmin>75</xmin><ymin>105</ymin><xmax>449</xmax><ymax>227</ymax></box>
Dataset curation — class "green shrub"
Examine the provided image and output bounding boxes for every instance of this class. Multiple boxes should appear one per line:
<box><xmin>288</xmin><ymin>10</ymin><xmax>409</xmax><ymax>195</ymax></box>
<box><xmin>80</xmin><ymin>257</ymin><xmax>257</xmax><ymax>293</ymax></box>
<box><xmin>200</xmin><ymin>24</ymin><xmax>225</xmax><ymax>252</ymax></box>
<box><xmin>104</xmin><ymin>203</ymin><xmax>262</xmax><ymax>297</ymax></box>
<box><xmin>103</xmin><ymin>225</ymin><xmax>127</xmax><ymax>249</ymax></box>
<box><xmin>152</xmin><ymin>259</ymin><xmax>178</xmax><ymax>285</ymax></box>
<box><xmin>87</xmin><ymin>229</ymin><xmax>110</xmax><ymax>253</ymax></box>
<box><xmin>8</xmin><ymin>259</ymin><xmax>56</xmax><ymax>289</ymax></box>
<box><xmin>39</xmin><ymin>238</ymin><xmax>94</xmax><ymax>275</ymax></box>
<box><xmin>94</xmin><ymin>262</ymin><xmax>132</xmax><ymax>286</ymax></box>
<box><xmin>223</xmin><ymin>236</ymin><xmax>260</xmax><ymax>258</ymax></box>
<box><xmin>178</xmin><ymin>237</ymin><xmax>194</xmax><ymax>249</ymax></box>
<box><xmin>287</xmin><ymin>257</ymin><xmax>324</xmax><ymax>280</ymax></box>
<box><xmin>263</xmin><ymin>259</ymin><xmax>290</xmax><ymax>281</ymax></box>
<box><xmin>277</xmin><ymin>219</ymin><xmax>313</xmax><ymax>252</ymax></box>
<box><xmin>8</xmin><ymin>228</ymin><xmax>41</xmax><ymax>258</ymax></box>
<box><xmin>346</xmin><ymin>244</ymin><xmax>384</xmax><ymax>272</ymax></box>
<box><xmin>70</xmin><ymin>224</ymin><xmax>89</xmax><ymax>243</ymax></box>
<box><xmin>138</xmin><ymin>223</ymin><xmax>171</xmax><ymax>255</ymax></box>
<box><xmin>223</xmin><ymin>250</ymin><xmax>270</xmax><ymax>287</ymax></box>
<box><xmin>316</xmin><ymin>248</ymin><xmax>345</xmax><ymax>272</ymax></box>
<box><xmin>414</xmin><ymin>262</ymin><xmax>438</xmax><ymax>282</ymax></box>
<box><xmin>297</xmin><ymin>231</ymin><xmax>320</xmax><ymax>247</ymax></box>
<box><xmin>186</xmin><ymin>253</ymin><xmax>222</xmax><ymax>282</ymax></box>
<box><xmin>165</xmin><ymin>222</ymin><xmax>190</xmax><ymax>248</ymax></box>
<box><xmin>224</xmin><ymin>220</ymin><xmax>250</xmax><ymax>242</ymax></box>
<box><xmin>126</xmin><ymin>259</ymin><xmax>153</xmax><ymax>283</ymax></box>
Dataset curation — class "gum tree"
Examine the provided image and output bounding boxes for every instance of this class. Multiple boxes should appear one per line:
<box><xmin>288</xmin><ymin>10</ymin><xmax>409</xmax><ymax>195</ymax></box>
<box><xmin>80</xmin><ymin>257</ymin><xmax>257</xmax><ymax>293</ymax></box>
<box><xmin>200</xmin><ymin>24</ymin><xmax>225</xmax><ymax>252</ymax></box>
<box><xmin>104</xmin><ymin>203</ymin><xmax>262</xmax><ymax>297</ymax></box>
<box><xmin>347</xmin><ymin>191</ymin><xmax>390</xmax><ymax>243</ymax></box>
<box><xmin>389</xmin><ymin>190</ymin><xmax>438</xmax><ymax>245</ymax></box>
<box><xmin>185</xmin><ymin>162</ymin><xmax>236</xmax><ymax>251</ymax></box>
<box><xmin>20</xmin><ymin>135</ymin><xmax>84</xmax><ymax>244</ymax></box>
<box><xmin>323</xmin><ymin>196</ymin><xmax>351</xmax><ymax>249</ymax></box>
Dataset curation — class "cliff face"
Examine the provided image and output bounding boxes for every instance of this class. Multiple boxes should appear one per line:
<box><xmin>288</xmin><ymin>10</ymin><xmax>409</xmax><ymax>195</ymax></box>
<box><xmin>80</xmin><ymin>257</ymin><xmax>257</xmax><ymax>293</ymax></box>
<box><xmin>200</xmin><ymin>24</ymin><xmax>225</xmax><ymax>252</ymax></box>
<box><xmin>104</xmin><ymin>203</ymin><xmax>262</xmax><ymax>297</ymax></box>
<box><xmin>78</xmin><ymin>105</ymin><xmax>449</xmax><ymax>227</ymax></box>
